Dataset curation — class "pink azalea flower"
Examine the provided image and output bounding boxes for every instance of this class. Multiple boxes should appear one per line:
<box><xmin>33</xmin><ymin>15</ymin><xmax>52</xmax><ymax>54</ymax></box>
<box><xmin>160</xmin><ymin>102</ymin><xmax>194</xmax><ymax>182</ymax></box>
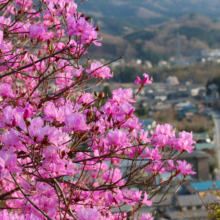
<box><xmin>47</xmin><ymin>127</ymin><xmax>70</xmax><ymax>148</ymax></box>
<box><xmin>0</xmin><ymin>83</ymin><xmax>14</xmax><ymax>98</ymax></box>
<box><xmin>121</xmin><ymin>189</ymin><xmax>142</xmax><ymax>205</ymax></box>
<box><xmin>35</xmin><ymin>196</ymin><xmax>57</xmax><ymax>218</ymax></box>
<box><xmin>106</xmin><ymin>129</ymin><xmax>131</xmax><ymax>147</ymax></box>
<box><xmin>118</xmin><ymin>103</ymin><xmax>135</xmax><ymax>116</ymax></box>
<box><xmin>73</xmin><ymin>66</ymin><xmax>84</xmax><ymax>77</ymax></box>
<box><xmin>141</xmin><ymin>147</ymin><xmax>162</xmax><ymax>161</ymax></box>
<box><xmin>23</xmin><ymin>104</ymin><xmax>33</xmax><ymax>118</ymax></box>
<box><xmin>74</xmin><ymin>17</ymin><xmax>90</xmax><ymax>36</ymax></box>
<box><xmin>173</xmin><ymin>138</ymin><xmax>195</xmax><ymax>153</ymax></box>
<box><xmin>24</xmin><ymin>213</ymin><xmax>42</xmax><ymax>220</ymax></box>
<box><xmin>64</xmin><ymin>160</ymin><xmax>79</xmax><ymax>176</ymax></box>
<box><xmin>176</xmin><ymin>160</ymin><xmax>196</xmax><ymax>176</ymax></box>
<box><xmin>44</xmin><ymin>102</ymin><xmax>65</xmax><ymax>123</ymax></box>
<box><xmin>64</xmin><ymin>113</ymin><xmax>90</xmax><ymax>132</ymax></box>
<box><xmin>87</xmin><ymin>62</ymin><xmax>113</xmax><ymax>79</ymax></box>
<box><xmin>28</xmin><ymin>24</ymin><xmax>48</xmax><ymax>40</ymax></box>
<box><xmin>76</xmin><ymin>206</ymin><xmax>101</xmax><ymax>220</ymax></box>
<box><xmin>0</xmin><ymin>16</ymin><xmax>11</xmax><ymax>28</ymax></box>
<box><xmin>102</xmin><ymin>168</ymin><xmax>124</xmax><ymax>186</ymax></box>
<box><xmin>142</xmin><ymin>192</ymin><xmax>153</xmax><ymax>206</ymax></box>
<box><xmin>138</xmin><ymin>213</ymin><xmax>154</xmax><ymax>220</ymax></box>
<box><xmin>0</xmin><ymin>150</ymin><xmax>21</xmax><ymax>179</ymax></box>
<box><xmin>166</xmin><ymin>160</ymin><xmax>176</xmax><ymax>172</ymax></box>
<box><xmin>83</xmin><ymin>28</ymin><xmax>102</xmax><ymax>46</ymax></box>
<box><xmin>145</xmin><ymin>161</ymin><xmax>166</xmax><ymax>174</ymax></box>
<box><xmin>143</xmin><ymin>73</ymin><xmax>153</xmax><ymax>84</ymax></box>
<box><xmin>139</xmin><ymin>129</ymin><xmax>150</xmax><ymax>143</ymax></box>
<box><xmin>134</xmin><ymin>76</ymin><xmax>142</xmax><ymax>84</ymax></box>
<box><xmin>0</xmin><ymin>30</ymin><xmax>7</xmax><ymax>50</ymax></box>
<box><xmin>0</xmin><ymin>210</ymin><xmax>11</xmax><ymax>219</ymax></box>
<box><xmin>1</xmin><ymin>106</ymin><xmax>23</xmax><ymax>127</ymax></box>
<box><xmin>134</xmin><ymin>73</ymin><xmax>153</xmax><ymax>85</ymax></box>
<box><xmin>101</xmin><ymin>102</ymin><xmax>118</xmax><ymax>117</ymax></box>
<box><xmin>42</xmin><ymin>146</ymin><xmax>62</xmax><ymax>168</ymax></box>
<box><xmin>121</xmin><ymin>116</ymin><xmax>142</xmax><ymax>130</ymax></box>
<box><xmin>0</xmin><ymin>210</ymin><xmax>33</xmax><ymax>219</ymax></box>
<box><xmin>105</xmin><ymin>191</ymin><xmax>117</xmax><ymax>206</ymax></box>
<box><xmin>151</xmin><ymin>124</ymin><xmax>175</xmax><ymax>147</ymax></box>
<box><xmin>1</xmin><ymin>129</ymin><xmax>25</xmax><ymax>152</ymax></box>
<box><xmin>110</xmin><ymin>88</ymin><xmax>136</xmax><ymax>104</ymax></box>
<box><xmin>78</xmin><ymin>93</ymin><xmax>94</xmax><ymax>105</ymax></box>
<box><xmin>179</xmin><ymin>131</ymin><xmax>194</xmax><ymax>140</ymax></box>
<box><xmin>55</xmin><ymin>72</ymin><xmax>74</xmax><ymax>88</ymax></box>
<box><xmin>66</xmin><ymin>2</ymin><xmax>77</xmax><ymax>15</ymax></box>
<box><xmin>172</xmin><ymin>131</ymin><xmax>195</xmax><ymax>153</ymax></box>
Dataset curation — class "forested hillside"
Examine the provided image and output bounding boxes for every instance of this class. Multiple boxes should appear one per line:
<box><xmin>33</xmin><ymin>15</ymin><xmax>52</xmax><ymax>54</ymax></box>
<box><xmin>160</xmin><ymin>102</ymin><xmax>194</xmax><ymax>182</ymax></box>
<box><xmin>85</xmin><ymin>13</ymin><xmax>220</xmax><ymax>62</ymax></box>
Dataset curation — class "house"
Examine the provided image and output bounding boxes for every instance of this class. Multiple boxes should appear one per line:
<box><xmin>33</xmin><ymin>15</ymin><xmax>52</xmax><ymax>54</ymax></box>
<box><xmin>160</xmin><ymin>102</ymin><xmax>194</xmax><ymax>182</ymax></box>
<box><xmin>136</xmin><ymin>59</ymin><xmax>142</xmax><ymax>65</ymax></box>
<box><xmin>141</xmin><ymin>118</ymin><xmax>156</xmax><ymax>130</ymax></box>
<box><xmin>178</xmin><ymin>105</ymin><xmax>197</xmax><ymax>117</ymax></box>
<box><xmin>153</xmin><ymin>102</ymin><xmax>172</xmax><ymax>111</ymax></box>
<box><xmin>180</xmin><ymin>151</ymin><xmax>210</xmax><ymax>181</ymax></box>
<box><xmin>166</xmin><ymin>76</ymin><xmax>179</xmax><ymax>86</ymax></box>
<box><xmin>145</xmin><ymin>60</ymin><xmax>153</xmax><ymax>68</ymax></box>
<box><xmin>193</xmin><ymin>133</ymin><xmax>211</xmax><ymax>143</ymax></box>
<box><xmin>190</xmin><ymin>180</ymin><xmax>220</xmax><ymax>193</ymax></box>
<box><xmin>165</xmin><ymin>194</ymin><xmax>217</xmax><ymax>220</ymax></box>
<box><xmin>195</xmin><ymin>142</ymin><xmax>215</xmax><ymax>151</ymax></box>
<box><xmin>152</xmin><ymin>92</ymin><xmax>168</xmax><ymax>101</ymax></box>
<box><xmin>189</xmin><ymin>85</ymin><xmax>206</xmax><ymax>97</ymax></box>
<box><xmin>175</xmin><ymin>101</ymin><xmax>191</xmax><ymax>110</ymax></box>
<box><xmin>141</xmin><ymin>118</ymin><xmax>156</xmax><ymax>134</ymax></box>
<box><xmin>167</xmin><ymin>91</ymin><xmax>189</xmax><ymax>100</ymax></box>
<box><xmin>158</xmin><ymin>60</ymin><xmax>169</xmax><ymax>68</ymax></box>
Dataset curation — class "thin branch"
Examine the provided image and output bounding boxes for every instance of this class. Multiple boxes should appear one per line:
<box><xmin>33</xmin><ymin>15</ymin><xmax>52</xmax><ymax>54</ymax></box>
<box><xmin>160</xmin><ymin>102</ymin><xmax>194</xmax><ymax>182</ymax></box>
<box><xmin>0</xmin><ymin>187</ymin><xmax>19</xmax><ymax>200</ymax></box>
<box><xmin>10</xmin><ymin>173</ymin><xmax>53</xmax><ymax>220</ymax></box>
<box><xmin>53</xmin><ymin>178</ymin><xmax>77</xmax><ymax>220</ymax></box>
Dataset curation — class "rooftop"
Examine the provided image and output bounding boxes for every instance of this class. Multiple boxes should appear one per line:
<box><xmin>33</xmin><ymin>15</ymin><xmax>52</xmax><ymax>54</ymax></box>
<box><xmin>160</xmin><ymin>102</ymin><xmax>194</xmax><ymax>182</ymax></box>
<box><xmin>180</xmin><ymin>150</ymin><xmax>210</xmax><ymax>159</ymax></box>
<box><xmin>177</xmin><ymin>194</ymin><xmax>216</xmax><ymax>206</ymax></box>
<box><xmin>191</xmin><ymin>180</ymin><xmax>220</xmax><ymax>191</ymax></box>
<box><xmin>195</xmin><ymin>142</ymin><xmax>215</xmax><ymax>150</ymax></box>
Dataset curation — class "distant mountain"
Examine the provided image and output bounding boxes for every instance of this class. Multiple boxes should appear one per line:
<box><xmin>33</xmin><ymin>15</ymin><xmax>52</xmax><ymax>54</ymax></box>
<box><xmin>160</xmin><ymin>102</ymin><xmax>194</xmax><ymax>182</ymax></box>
<box><xmin>146</xmin><ymin>14</ymin><xmax>220</xmax><ymax>56</ymax></box>
<box><xmin>80</xmin><ymin>0</ymin><xmax>220</xmax><ymax>35</ymax></box>
<box><xmin>80</xmin><ymin>1</ymin><xmax>220</xmax><ymax>62</ymax></box>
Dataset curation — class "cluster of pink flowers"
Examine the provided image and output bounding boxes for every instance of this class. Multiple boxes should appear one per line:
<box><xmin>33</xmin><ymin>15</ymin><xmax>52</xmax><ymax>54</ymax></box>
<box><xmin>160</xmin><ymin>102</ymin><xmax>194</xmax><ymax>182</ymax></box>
<box><xmin>0</xmin><ymin>0</ymin><xmax>196</xmax><ymax>219</ymax></box>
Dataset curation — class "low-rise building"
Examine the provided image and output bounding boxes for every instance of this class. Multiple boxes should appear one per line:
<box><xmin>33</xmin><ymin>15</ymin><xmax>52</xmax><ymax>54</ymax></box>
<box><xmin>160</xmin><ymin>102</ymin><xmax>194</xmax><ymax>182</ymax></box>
<box><xmin>165</xmin><ymin>194</ymin><xmax>217</xmax><ymax>220</ymax></box>
<box><xmin>180</xmin><ymin>151</ymin><xmax>210</xmax><ymax>181</ymax></box>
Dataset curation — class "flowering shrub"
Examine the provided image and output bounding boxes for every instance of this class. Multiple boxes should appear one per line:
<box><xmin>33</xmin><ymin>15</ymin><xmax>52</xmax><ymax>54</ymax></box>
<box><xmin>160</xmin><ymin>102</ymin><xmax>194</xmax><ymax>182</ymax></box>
<box><xmin>199</xmin><ymin>183</ymin><xmax>220</xmax><ymax>220</ymax></box>
<box><xmin>0</xmin><ymin>0</ymin><xmax>196</xmax><ymax>219</ymax></box>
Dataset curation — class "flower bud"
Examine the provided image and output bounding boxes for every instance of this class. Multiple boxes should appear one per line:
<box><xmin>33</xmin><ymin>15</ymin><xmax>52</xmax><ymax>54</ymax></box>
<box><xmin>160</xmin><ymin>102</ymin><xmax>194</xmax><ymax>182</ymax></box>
<box><xmin>95</xmin><ymin>26</ymin><xmax>100</xmax><ymax>32</ymax></box>
<box><xmin>38</xmin><ymin>50</ymin><xmax>42</xmax><ymax>56</ymax></box>
<box><xmin>23</xmin><ymin>104</ymin><xmax>33</xmax><ymax>118</ymax></box>
<box><xmin>85</xmin><ymin>16</ymin><xmax>91</xmax><ymax>21</ymax></box>
<box><xmin>99</xmin><ymin>92</ymin><xmax>105</xmax><ymax>98</ymax></box>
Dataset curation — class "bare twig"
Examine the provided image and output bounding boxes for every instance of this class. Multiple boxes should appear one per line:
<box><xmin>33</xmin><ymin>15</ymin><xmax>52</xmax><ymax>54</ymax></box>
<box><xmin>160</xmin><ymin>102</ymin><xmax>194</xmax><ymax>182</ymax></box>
<box><xmin>10</xmin><ymin>173</ymin><xmax>53</xmax><ymax>220</ymax></box>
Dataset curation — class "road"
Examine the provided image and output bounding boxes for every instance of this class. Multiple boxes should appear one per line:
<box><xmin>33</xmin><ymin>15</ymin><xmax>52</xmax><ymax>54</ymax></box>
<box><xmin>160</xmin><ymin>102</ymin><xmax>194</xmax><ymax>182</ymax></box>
<box><xmin>211</xmin><ymin>110</ymin><xmax>220</xmax><ymax>176</ymax></box>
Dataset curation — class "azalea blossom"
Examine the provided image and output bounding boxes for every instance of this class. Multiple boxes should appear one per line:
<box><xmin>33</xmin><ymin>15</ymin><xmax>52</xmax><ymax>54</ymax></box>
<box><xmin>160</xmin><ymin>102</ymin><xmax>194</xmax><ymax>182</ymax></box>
<box><xmin>0</xmin><ymin>0</ymin><xmax>196</xmax><ymax>218</ymax></box>
<box><xmin>134</xmin><ymin>73</ymin><xmax>153</xmax><ymax>85</ymax></box>
<box><xmin>87</xmin><ymin>62</ymin><xmax>113</xmax><ymax>79</ymax></box>
<box><xmin>176</xmin><ymin>160</ymin><xmax>196</xmax><ymax>176</ymax></box>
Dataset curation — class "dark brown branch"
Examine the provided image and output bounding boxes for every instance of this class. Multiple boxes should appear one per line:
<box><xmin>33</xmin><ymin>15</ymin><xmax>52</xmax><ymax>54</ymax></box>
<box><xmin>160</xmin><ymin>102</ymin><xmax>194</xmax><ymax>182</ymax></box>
<box><xmin>0</xmin><ymin>188</ymin><xmax>19</xmax><ymax>200</ymax></box>
<box><xmin>10</xmin><ymin>173</ymin><xmax>53</xmax><ymax>220</ymax></box>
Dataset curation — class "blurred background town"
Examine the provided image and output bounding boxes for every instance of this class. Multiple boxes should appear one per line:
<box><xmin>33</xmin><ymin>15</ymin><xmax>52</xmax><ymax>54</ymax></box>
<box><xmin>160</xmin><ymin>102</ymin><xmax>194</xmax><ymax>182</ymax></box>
<box><xmin>78</xmin><ymin>0</ymin><xmax>220</xmax><ymax>219</ymax></box>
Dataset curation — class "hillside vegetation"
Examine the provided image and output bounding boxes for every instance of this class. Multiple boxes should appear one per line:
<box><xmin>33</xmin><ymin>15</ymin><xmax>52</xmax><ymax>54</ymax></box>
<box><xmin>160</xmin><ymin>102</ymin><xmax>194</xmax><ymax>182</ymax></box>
<box><xmin>87</xmin><ymin>14</ymin><xmax>220</xmax><ymax>62</ymax></box>
<box><xmin>81</xmin><ymin>1</ymin><xmax>220</xmax><ymax>63</ymax></box>
<box><xmin>113</xmin><ymin>63</ymin><xmax>220</xmax><ymax>84</ymax></box>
